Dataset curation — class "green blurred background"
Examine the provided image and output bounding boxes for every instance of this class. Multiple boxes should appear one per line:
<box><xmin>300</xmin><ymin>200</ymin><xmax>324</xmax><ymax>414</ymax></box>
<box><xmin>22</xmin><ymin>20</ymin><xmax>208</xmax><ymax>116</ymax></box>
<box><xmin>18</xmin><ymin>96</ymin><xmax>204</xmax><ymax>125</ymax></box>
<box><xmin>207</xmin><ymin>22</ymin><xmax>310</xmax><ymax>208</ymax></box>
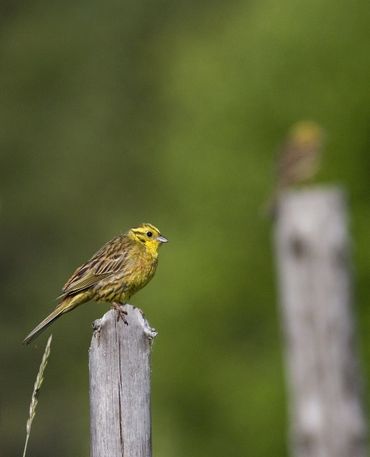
<box><xmin>1</xmin><ymin>0</ymin><xmax>370</xmax><ymax>456</ymax></box>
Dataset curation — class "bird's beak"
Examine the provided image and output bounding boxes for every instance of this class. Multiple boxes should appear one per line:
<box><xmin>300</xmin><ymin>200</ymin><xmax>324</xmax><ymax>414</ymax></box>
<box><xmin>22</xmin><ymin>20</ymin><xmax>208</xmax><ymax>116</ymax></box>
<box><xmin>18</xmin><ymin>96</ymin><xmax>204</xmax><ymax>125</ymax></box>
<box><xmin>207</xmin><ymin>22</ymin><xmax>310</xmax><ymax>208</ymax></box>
<box><xmin>157</xmin><ymin>235</ymin><xmax>168</xmax><ymax>243</ymax></box>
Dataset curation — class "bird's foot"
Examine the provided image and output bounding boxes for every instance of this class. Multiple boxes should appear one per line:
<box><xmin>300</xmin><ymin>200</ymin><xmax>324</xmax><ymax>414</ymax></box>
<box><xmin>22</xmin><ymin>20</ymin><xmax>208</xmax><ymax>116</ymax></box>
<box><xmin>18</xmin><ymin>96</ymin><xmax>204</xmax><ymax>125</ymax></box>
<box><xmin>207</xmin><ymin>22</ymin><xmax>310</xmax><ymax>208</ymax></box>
<box><xmin>111</xmin><ymin>302</ymin><xmax>128</xmax><ymax>325</ymax></box>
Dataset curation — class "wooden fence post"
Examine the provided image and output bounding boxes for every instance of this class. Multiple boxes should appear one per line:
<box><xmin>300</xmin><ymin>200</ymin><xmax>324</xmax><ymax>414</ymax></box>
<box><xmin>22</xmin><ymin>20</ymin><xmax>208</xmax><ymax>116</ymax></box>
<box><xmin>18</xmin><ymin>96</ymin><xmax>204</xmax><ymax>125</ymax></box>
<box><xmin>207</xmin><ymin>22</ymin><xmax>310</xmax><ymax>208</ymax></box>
<box><xmin>89</xmin><ymin>304</ymin><xmax>157</xmax><ymax>457</ymax></box>
<box><xmin>274</xmin><ymin>187</ymin><xmax>367</xmax><ymax>457</ymax></box>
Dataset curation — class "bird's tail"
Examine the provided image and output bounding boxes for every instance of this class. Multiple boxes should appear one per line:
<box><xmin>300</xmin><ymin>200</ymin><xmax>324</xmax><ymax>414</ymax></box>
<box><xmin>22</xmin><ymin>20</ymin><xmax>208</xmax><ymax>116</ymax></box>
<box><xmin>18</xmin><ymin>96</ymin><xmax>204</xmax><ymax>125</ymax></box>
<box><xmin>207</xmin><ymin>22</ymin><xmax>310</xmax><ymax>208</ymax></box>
<box><xmin>23</xmin><ymin>295</ymin><xmax>84</xmax><ymax>345</ymax></box>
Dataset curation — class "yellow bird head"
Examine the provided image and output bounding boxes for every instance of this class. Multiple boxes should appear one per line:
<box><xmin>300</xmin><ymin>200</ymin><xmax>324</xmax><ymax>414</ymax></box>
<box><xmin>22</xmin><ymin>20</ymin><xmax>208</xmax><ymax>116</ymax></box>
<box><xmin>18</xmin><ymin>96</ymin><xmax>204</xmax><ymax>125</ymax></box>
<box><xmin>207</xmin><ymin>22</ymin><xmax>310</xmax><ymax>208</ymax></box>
<box><xmin>288</xmin><ymin>120</ymin><xmax>325</xmax><ymax>148</ymax></box>
<box><xmin>128</xmin><ymin>223</ymin><xmax>168</xmax><ymax>254</ymax></box>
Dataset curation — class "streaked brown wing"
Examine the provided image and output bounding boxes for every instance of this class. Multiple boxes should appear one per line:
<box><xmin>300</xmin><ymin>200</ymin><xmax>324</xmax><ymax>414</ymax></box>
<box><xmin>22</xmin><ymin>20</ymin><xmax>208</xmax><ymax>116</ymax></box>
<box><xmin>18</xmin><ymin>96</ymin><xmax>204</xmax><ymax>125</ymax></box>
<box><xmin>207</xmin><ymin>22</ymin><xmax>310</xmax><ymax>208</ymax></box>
<box><xmin>278</xmin><ymin>143</ymin><xmax>305</xmax><ymax>174</ymax></box>
<box><xmin>278</xmin><ymin>142</ymin><xmax>318</xmax><ymax>185</ymax></box>
<box><xmin>60</xmin><ymin>235</ymin><xmax>129</xmax><ymax>297</ymax></box>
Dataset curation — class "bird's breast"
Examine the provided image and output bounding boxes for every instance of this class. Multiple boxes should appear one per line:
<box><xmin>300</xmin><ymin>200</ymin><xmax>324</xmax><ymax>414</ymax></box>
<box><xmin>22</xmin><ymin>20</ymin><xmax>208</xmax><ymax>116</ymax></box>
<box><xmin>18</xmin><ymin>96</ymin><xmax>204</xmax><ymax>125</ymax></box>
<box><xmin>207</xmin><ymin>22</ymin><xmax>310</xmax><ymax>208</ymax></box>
<box><xmin>127</xmin><ymin>253</ymin><xmax>158</xmax><ymax>290</ymax></box>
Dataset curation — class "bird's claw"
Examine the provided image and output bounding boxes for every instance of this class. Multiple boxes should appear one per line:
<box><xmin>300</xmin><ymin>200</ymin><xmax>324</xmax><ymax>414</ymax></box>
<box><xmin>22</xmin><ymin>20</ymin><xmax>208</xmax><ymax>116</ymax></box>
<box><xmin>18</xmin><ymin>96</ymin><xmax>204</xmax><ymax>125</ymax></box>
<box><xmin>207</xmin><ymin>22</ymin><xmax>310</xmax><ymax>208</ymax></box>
<box><xmin>112</xmin><ymin>303</ymin><xmax>128</xmax><ymax>325</ymax></box>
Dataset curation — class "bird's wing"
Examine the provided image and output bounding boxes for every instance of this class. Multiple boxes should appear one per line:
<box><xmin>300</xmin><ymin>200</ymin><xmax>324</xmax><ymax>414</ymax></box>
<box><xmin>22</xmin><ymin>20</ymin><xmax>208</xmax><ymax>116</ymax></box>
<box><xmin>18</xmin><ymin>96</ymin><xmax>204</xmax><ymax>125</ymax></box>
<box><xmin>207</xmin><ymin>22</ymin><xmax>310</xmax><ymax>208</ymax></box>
<box><xmin>278</xmin><ymin>143</ymin><xmax>304</xmax><ymax>173</ymax></box>
<box><xmin>59</xmin><ymin>236</ymin><xmax>129</xmax><ymax>297</ymax></box>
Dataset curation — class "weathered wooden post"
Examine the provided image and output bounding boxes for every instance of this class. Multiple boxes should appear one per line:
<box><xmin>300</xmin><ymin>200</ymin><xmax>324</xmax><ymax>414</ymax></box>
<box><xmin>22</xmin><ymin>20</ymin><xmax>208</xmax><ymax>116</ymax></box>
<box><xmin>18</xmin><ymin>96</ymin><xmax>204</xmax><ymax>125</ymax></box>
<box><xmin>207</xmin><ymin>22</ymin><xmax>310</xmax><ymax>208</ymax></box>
<box><xmin>274</xmin><ymin>187</ymin><xmax>367</xmax><ymax>457</ymax></box>
<box><xmin>89</xmin><ymin>304</ymin><xmax>157</xmax><ymax>457</ymax></box>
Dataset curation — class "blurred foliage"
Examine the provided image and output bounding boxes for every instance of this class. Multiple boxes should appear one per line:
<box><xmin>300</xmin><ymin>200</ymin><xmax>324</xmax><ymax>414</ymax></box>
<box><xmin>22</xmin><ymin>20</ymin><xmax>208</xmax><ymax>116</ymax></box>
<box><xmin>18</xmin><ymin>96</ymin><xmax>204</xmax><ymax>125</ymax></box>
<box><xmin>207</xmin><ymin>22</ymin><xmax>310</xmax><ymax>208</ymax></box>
<box><xmin>1</xmin><ymin>0</ymin><xmax>370</xmax><ymax>456</ymax></box>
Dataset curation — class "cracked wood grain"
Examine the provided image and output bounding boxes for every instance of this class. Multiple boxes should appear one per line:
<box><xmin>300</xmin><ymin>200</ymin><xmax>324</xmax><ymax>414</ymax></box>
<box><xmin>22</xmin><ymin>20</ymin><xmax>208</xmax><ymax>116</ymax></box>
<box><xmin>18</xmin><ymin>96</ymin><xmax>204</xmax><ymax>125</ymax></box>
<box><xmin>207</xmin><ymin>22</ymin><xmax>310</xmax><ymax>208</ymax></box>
<box><xmin>89</xmin><ymin>305</ymin><xmax>157</xmax><ymax>457</ymax></box>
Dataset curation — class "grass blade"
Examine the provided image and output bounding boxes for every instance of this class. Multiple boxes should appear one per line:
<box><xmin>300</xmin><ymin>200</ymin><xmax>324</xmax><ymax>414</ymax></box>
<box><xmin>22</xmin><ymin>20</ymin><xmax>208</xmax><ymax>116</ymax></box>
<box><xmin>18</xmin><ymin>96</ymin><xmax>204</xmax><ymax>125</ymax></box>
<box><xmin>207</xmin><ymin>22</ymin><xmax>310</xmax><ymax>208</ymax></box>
<box><xmin>22</xmin><ymin>335</ymin><xmax>53</xmax><ymax>457</ymax></box>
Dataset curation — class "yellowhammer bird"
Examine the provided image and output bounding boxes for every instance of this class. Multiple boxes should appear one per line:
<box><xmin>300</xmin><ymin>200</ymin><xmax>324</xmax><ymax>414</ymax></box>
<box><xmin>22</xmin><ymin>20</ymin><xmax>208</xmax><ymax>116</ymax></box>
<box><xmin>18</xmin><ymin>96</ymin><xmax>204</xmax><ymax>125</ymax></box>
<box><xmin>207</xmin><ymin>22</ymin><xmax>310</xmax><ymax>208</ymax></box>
<box><xmin>264</xmin><ymin>120</ymin><xmax>325</xmax><ymax>216</ymax></box>
<box><xmin>276</xmin><ymin>120</ymin><xmax>325</xmax><ymax>189</ymax></box>
<box><xmin>24</xmin><ymin>223</ymin><xmax>168</xmax><ymax>345</ymax></box>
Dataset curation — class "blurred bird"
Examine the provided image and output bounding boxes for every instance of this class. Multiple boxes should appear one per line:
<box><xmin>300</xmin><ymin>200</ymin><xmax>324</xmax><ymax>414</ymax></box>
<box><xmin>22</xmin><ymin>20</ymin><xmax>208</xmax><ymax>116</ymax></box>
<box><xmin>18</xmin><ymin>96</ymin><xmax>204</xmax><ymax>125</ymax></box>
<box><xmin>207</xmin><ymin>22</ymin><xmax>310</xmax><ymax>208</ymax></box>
<box><xmin>24</xmin><ymin>223</ymin><xmax>168</xmax><ymax>344</ymax></box>
<box><xmin>265</xmin><ymin>120</ymin><xmax>325</xmax><ymax>216</ymax></box>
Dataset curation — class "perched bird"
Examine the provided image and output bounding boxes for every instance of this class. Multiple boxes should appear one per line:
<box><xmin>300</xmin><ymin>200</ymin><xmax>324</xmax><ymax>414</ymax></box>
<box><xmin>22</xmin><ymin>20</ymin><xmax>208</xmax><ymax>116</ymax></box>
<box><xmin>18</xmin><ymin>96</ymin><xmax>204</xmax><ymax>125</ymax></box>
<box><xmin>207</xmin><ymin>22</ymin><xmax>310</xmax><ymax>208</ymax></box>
<box><xmin>24</xmin><ymin>223</ymin><xmax>168</xmax><ymax>344</ymax></box>
<box><xmin>264</xmin><ymin>120</ymin><xmax>325</xmax><ymax>216</ymax></box>
<box><xmin>276</xmin><ymin>121</ymin><xmax>324</xmax><ymax>189</ymax></box>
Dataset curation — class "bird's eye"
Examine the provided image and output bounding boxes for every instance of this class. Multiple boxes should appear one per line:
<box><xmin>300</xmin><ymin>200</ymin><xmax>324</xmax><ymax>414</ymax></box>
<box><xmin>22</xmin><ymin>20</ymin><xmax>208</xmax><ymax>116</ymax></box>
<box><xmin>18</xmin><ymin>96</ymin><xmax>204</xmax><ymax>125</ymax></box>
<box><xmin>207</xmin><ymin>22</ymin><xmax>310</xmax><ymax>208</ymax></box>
<box><xmin>146</xmin><ymin>231</ymin><xmax>153</xmax><ymax>238</ymax></box>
